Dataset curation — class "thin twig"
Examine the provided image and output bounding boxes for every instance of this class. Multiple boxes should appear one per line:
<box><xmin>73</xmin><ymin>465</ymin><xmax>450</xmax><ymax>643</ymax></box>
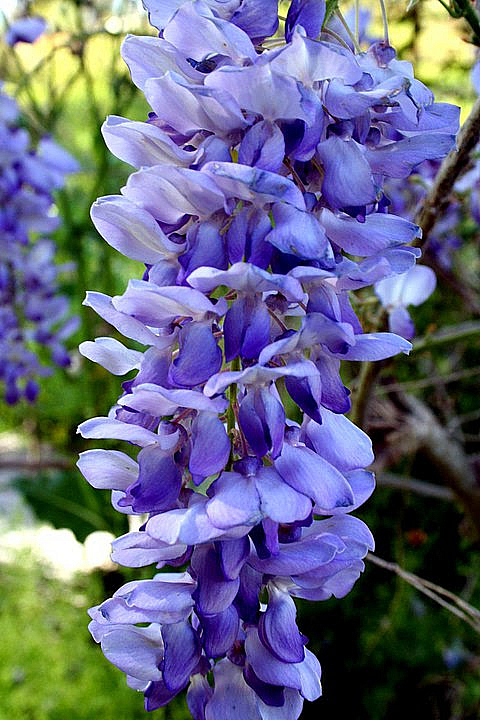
<box><xmin>377</xmin><ymin>473</ymin><xmax>454</xmax><ymax>501</ymax></box>
<box><xmin>376</xmin><ymin>366</ymin><xmax>480</xmax><ymax>394</ymax></box>
<box><xmin>367</xmin><ymin>553</ymin><xmax>480</xmax><ymax>632</ymax></box>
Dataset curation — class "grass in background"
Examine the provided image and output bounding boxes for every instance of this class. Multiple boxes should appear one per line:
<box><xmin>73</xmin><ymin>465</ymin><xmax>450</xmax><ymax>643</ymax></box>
<box><xmin>0</xmin><ymin>559</ymin><xmax>190</xmax><ymax>720</ymax></box>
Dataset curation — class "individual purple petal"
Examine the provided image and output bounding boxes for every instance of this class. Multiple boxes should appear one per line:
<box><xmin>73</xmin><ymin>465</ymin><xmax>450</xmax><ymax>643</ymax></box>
<box><xmin>169</xmin><ymin>322</ymin><xmax>222</xmax><ymax>387</ymax></box>
<box><xmin>94</xmin><ymin>575</ymin><xmax>195</xmax><ymax>625</ymax></box>
<box><xmin>255</xmin><ymin>466</ymin><xmax>312</xmax><ymax>523</ymax></box>
<box><xmin>303</xmin><ymin>410</ymin><xmax>374</xmax><ymax>471</ymax></box>
<box><xmin>144</xmin><ymin>72</ymin><xmax>248</xmax><ymax>138</ymax></box>
<box><xmin>316</xmin><ymin>136</ymin><xmax>376</xmax><ymax>209</ymax></box>
<box><xmin>123</xmin><ymin>445</ymin><xmax>181</xmax><ymax>513</ymax></box>
<box><xmin>144</xmin><ymin>679</ymin><xmax>179</xmax><ymax>711</ymax></box>
<box><xmin>375</xmin><ymin>265</ymin><xmax>436</xmax><ymax>307</ymax></box>
<box><xmin>102</xmin><ymin>115</ymin><xmax>193</xmax><ymax>168</ymax></box>
<box><xmin>366</xmin><ymin>134</ymin><xmax>456</xmax><ymax>178</ymax></box>
<box><xmin>202</xmin><ymin>162</ymin><xmax>305</xmax><ymax>209</ymax></box>
<box><xmin>257</xmin><ymin>688</ymin><xmax>304</xmax><ymax>720</ymax></box>
<box><xmin>79</xmin><ymin>337</ymin><xmax>142</xmax><ymax>375</ymax></box>
<box><xmin>245</xmin><ymin>629</ymin><xmax>322</xmax><ymax>701</ymax></box>
<box><xmin>266</xmin><ymin>204</ymin><xmax>332</xmax><ymax>263</ymax></box>
<box><xmin>77</xmin><ymin>449</ymin><xmax>138</xmax><ymax>490</ymax></box>
<box><xmin>226</xmin><ymin>207</ymin><xmax>273</xmax><ymax>268</ymax></box>
<box><xmin>275</xmin><ymin>442</ymin><xmax>355</xmax><ymax>510</ymax></box>
<box><xmin>199</xmin><ymin>605</ymin><xmax>240</xmax><ymax>657</ymax></box>
<box><xmin>191</xmin><ymin>545</ymin><xmax>241</xmax><ymax>614</ymax></box>
<box><xmin>248</xmin><ymin>532</ymin><xmax>344</xmax><ymax>576</ymax></box>
<box><xmin>100</xmin><ymin>625</ymin><xmax>163</xmax><ymax>681</ymax></box>
<box><xmin>238</xmin><ymin>387</ymin><xmax>286</xmax><ymax>459</ymax></box>
<box><xmin>6</xmin><ymin>16</ymin><xmax>46</xmax><ymax>45</ymax></box>
<box><xmin>272</xmin><ymin>30</ymin><xmax>362</xmax><ymax>87</ymax></box>
<box><xmin>187</xmin><ymin>674</ymin><xmax>214</xmax><ymax>720</ymax></box>
<box><xmin>320</xmin><ymin>208</ymin><xmax>420</xmax><ymax>256</ymax></box>
<box><xmin>387</xmin><ymin>305</ymin><xmax>414</xmax><ymax>339</ymax></box>
<box><xmin>205</xmin><ymin>659</ymin><xmax>261</xmax><ymax>720</ymax></box>
<box><xmin>205</xmin><ymin>62</ymin><xmax>308</xmax><ymax>123</ymax></box>
<box><xmin>238</xmin><ymin>120</ymin><xmax>286</xmax><ymax>172</ymax></box>
<box><xmin>118</xmin><ymin>383</ymin><xmax>228</xmax><ymax>416</ymax></box>
<box><xmin>121</xmin><ymin>34</ymin><xmax>202</xmax><ymax>90</ymax></box>
<box><xmin>224</xmin><ymin>297</ymin><xmax>271</xmax><ymax>362</ymax></box>
<box><xmin>285</xmin><ymin>0</ymin><xmax>326</xmax><ymax>41</ymax></box>
<box><xmin>83</xmin><ymin>292</ymin><xmax>174</xmax><ymax>349</ymax></box>
<box><xmin>189</xmin><ymin>411</ymin><xmax>231</xmax><ymax>480</ymax></box>
<box><xmin>113</xmin><ymin>280</ymin><xmax>225</xmax><ymax>326</ymax></box>
<box><xmin>77</xmin><ymin>416</ymin><xmax>165</xmax><ymax>448</ymax></box>
<box><xmin>123</xmin><ymin>164</ymin><xmax>226</xmax><ymax>225</ymax></box>
<box><xmin>146</xmin><ymin>497</ymin><xmax>229</xmax><ymax>546</ymax></box>
<box><xmin>284</xmin><ymin>373</ymin><xmax>322</xmax><ymax>424</ymax></box>
<box><xmin>162</xmin><ymin>620</ymin><xmax>201</xmax><ymax>691</ymax></box>
<box><xmin>217</xmin><ymin>536</ymin><xmax>251</xmax><ymax>580</ymax></box>
<box><xmin>207</xmin><ymin>472</ymin><xmax>262</xmax><ymax>529</ymax></box>
<box><xmin>178</xmin><ymin>221</ymin><xmax>227</xmax><ymax>282</ymax></box>
<box><xmin>243</xmin><ymin>662</ymin><xmax>285</xmax><ymax>707</ymax></box>
<box><xmin>258</xmin><ymin>586</ymin><xmax>305</xmax><ymax>663</ymax></box>
<box><xmin>337</xmin><ymin>332</ymin><xmax>411</xmax><ymax>361</ymax></box>
<box><xmin>163</xmin><ymin>2</ymin><xmax>256</xmax><ymax>64</ymax></box>
<box><xmin>323</xmin><ymin>78</ymin><xmax>401</xmax><ymax>120</ymax></box>
<box><xmin>111</xmin><ymin>531</ymin><xmax>187</xmax><ymax>568</ymax></box>
<box><xmin>230</xmin><ymin>0</ymin><xmax>279</xmax><ymax>43</ymax></box>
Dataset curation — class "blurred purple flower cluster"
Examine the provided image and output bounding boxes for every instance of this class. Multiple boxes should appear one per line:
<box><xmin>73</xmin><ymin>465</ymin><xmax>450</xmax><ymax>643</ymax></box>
<box><xmin>77</xmin><ymin>1</ymin><xmax>459</xmax><ymax>716</ymax></box>
<box><xmin>0</xmin><ymin>87</ymin><xmax>78</xmax><ymax>403</ymax></box>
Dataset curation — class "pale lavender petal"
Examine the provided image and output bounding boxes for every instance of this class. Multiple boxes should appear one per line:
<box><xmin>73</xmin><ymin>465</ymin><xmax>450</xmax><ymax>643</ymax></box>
<box><xmin>78</xmin><ymin>416</ymin><xmax>164</xmax><ymax>447</ymax></box>
<box><xmin>207</xmin><ymin>472</ymin><xmax>262</xmax><ymax>529</ymax></box>
<box><xmin>102</xmin><ymin>115</ymin><xmax>193</xmax><ymax>168</ymax></box>
<box><xmin>79</xmin><ymin>337</ymin><xmax>142</xmax><ymax>375</ymax></box>
<box><xmin>77</xmin><ymin>449</ymin><xmax>138</xmax><ymax>490</ymax></box>
<box><xmin>202</xmin><ymin>162</ymin><xmax>306</xmax><ymax>209</ymax></box>
<box><xmin>144</xmin><ymin>72</ymin><xmax>247</xmax><ymax>138</ymax></box>
<box><xmin>321</xmin><ymin>208</ymin><xmax>420</xmax><ymax>256</ymax></box>
<box><xmin>205</xmin><ymin>63</ymin><xmax>309</xmax><ymax>122</ymax></box>
<box><xmin>101</xmin><ymin>625</ymin><xmax>163</xmax><ymax>681</ymax></box>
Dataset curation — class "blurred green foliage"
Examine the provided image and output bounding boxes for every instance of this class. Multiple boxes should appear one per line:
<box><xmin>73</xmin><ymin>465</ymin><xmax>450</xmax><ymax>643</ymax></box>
<box><xmin>0</xmin><ymin>560</ymin><xmax>190</xmax><ymax>720</ymax></box>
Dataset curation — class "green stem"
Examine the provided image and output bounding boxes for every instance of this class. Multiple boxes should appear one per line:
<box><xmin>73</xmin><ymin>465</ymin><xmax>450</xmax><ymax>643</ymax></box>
<box><xmin>227</xmin><ymin>357</ymin><xmax>241</xmax><ymax>468</ymax></box>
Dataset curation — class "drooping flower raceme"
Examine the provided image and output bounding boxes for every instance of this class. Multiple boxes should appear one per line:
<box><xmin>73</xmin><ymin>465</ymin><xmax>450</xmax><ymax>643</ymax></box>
<box><xmin>78</xmin><ymin>2</ymin><xmax>459</xmax><ymax>716</ymax></box>
<box><xmin>0</xmin><ymin>87</ymin><xmax>78</xmax><ymax>403</ymax></box>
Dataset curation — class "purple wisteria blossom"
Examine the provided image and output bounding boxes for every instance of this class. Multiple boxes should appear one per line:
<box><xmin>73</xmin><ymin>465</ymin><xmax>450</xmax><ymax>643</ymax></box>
<box><xmin>78</xmin><ymin>2</ymin><xmax>459</xmax><ymax>716</ymax></box>
<box><xmin>0</xmin><ymin>87</ymin><xmax>78</xmax><ymax>403</ymax></box>
<box><xmin>375</xmin><ymin>265</ymin><xmax>436</xmax><ymax>339</ymax></box>
<box><xmin>5</xmin><ymin>16</ymin><xmax>47</xmax><ymax>46</ymax></box>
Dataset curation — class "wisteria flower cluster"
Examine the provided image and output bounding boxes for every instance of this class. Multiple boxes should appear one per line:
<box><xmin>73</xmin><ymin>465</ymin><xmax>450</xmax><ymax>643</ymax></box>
<box><xmin>77</xmin><ymin>1</ymin><xmax>459</xmax><ymax>716</ymax></box>
<box><xmin>0</xmin><ymin>86</ymin><xmax>78</xmax><ymax>403</ymax></box>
